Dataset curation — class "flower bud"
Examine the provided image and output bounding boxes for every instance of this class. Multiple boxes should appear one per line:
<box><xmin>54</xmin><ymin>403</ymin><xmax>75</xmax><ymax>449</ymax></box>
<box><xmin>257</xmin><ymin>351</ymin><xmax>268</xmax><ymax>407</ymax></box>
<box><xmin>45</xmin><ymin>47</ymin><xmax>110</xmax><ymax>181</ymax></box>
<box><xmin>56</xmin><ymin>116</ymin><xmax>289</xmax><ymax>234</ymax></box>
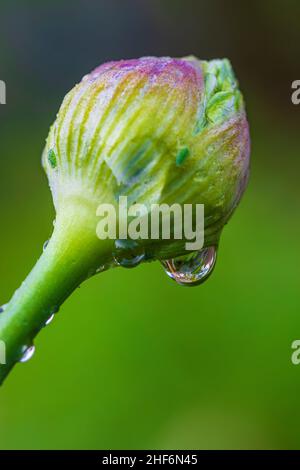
<box><xmin>43</xmin><ymin>56</ymin><xmax>250</xmax><ymax>261</ymax></box>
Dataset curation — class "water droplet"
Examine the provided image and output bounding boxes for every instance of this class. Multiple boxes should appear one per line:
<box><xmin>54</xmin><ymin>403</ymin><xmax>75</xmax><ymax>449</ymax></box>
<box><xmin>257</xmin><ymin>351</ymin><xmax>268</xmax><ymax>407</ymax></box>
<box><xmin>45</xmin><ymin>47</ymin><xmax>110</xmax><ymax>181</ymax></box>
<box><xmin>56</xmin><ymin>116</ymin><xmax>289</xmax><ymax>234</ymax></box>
<box><xmin>43</xmin><ymin>240</ymin><xmax>49</xmax><ymax>251</ymax></box>
<box><xmin>114</xmin><ymin>252</ymin><xmax>145</xmax><ymax>268</ymax></box>
<box><xmin>0</xmin><ymin>303</ymin><xmax>8</xmax><ymax>313</ymax></box>
<box><xmin>43</xmin><ymin>306</ymin><xmax>59</xmax><ymax>327</ymax></box>
<box><xmin>161</xmin><ymin>246</ymin><xmax>217</xmax><ymax>287</ymax></box>
<box><xmin>19</xmin><ymin>345</ymin><xmax>35</xmax><ymax>363</ymax></box>
<box><xmin>114</xmin><ymin>239</ymin><xmax>137</xmax><ymax>251</ymax></box>
<box><xmin>113</xmin><ymin>239</ymin><xmax>145</xmax><ymax>269</ymax></box>
<box><xmin>45</xmin><ymin>313</ymin><xmax>55</xmax><ymax>326</ymax></box>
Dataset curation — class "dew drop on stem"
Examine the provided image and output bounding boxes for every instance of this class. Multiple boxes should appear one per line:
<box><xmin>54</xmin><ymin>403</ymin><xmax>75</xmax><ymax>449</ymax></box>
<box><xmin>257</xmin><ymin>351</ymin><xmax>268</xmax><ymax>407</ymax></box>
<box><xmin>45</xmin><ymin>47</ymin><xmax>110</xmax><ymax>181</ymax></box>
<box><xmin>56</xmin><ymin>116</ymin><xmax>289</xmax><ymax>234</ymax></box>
<box><xmin>43</xmin><ymin>240</ymin><xmax>49</xmax><ymax>251</ymax></box>
<box><xmin>0</xmin><ymin>304</ymin><xmax>8</xmax><ymax>314</ymax></box>
<box><xmin>114</xmin><ymin>253</ymin><xmax>145</xmax><ymax>268</ymax></box>
<box><xmin>45</xmin><ymin>313</ymin><xmax>55</xmax><ymax>326</ymax></box>
<box><xmin>19</xmin><ymin>345</ymin><xmax>35</xmax><ymax>363</ymax></box>
<box><xmin>113</xmin><ymin>239</ymin><xmax>145</xmax><ymax>269</ymax></box>
<box><xmin>43</xmin><ymin>306</ymin><xmax>59</xmax><ymax>327</ymax></box>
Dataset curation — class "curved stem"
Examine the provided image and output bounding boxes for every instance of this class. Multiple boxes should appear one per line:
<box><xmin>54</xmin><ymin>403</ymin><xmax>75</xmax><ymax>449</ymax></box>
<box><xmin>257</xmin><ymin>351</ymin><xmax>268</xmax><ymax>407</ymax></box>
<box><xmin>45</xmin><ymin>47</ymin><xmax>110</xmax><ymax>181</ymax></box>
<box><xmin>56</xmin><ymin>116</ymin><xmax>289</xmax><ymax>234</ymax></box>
<box><xmin>0</xmin><ymin>197</ymin><xmax>113</xmax><ymax>384</ymax></box>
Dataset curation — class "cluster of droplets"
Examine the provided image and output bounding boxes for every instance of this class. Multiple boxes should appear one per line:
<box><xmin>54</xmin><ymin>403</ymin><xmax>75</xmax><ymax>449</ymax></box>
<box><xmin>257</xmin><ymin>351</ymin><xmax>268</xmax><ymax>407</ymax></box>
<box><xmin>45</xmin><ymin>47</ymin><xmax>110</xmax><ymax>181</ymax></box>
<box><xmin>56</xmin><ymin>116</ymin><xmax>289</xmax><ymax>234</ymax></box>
<box><xmin>14</xmin><ymin>241</ymin><xmax>216</xmax><ymax>365</ymax></box>
<box><xmin>18</xmin><ymin>305</ymin><xmax>60</xmax><ymax>364</ymax></box>
<box><xmin>0</xmin><ymin>300</ymin><xmax>59</xmax><ymax>364</ymax></box>
<box><xmin>161</xmin><ymin>246</ymin><xmax>217</xmax><ymax>287</ymax></box>
<box><xmin>16</xmin><ymin>240</ymin><xmax>60</xmax><ymax>363</ymax></box>
<box><xmin>94</xmin><ymin>239</ymin><xmax>217</xmax><ymax>287</ymax></box>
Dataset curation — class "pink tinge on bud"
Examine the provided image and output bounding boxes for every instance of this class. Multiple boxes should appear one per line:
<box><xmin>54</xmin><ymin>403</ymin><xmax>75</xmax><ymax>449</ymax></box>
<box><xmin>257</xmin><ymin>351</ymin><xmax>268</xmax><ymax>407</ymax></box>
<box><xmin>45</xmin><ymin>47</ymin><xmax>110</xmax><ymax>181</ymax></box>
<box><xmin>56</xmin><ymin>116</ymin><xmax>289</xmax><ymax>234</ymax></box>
<box><xmin>235</xmin><ymin>114</ymin><xmax>251</xmax><ymax>202</ymax></box>
<box><xmin>83</xmin><ymin>56</ymin><xmax>204</xmax><ymax>98</ymax></box>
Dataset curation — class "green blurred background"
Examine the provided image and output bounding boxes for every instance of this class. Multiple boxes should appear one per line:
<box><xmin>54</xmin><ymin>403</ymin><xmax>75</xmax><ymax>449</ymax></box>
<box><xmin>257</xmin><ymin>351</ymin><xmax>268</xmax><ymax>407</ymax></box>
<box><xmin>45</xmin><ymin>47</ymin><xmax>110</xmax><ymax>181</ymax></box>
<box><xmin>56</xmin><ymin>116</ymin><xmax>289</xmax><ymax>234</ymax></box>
<box><xmin>0</xmin><ymin>0</ymin><xmax>300</xmax><ymax>450</ymax></box>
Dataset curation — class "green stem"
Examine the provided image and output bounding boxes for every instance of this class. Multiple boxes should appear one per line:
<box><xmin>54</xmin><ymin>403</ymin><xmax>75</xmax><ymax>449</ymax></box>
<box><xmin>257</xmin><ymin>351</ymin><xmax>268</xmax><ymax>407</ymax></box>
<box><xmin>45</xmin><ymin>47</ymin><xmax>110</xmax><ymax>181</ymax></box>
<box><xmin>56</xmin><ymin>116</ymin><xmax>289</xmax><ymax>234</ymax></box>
<box><xmin>0</xmin><ymin>196</ymin><xmax>113</xmax><ymax>384</ymax></box>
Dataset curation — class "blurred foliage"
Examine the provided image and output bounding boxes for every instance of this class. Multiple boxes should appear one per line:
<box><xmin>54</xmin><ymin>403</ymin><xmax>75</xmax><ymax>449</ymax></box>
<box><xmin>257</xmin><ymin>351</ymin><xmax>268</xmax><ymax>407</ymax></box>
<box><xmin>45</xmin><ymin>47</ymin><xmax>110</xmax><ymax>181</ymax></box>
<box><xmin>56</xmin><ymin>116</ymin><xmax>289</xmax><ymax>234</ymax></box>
<box><xmin>0</xmin><ymin>0</ymin><xmax>300</xmax><ymax>450</ymax></box>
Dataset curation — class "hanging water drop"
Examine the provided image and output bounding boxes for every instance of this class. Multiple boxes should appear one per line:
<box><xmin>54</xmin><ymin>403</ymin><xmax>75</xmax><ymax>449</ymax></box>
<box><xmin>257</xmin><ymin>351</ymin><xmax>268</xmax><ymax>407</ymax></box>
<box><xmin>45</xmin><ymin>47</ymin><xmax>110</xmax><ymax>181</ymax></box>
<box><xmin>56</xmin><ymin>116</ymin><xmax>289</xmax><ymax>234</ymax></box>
<box><xmin>114</xmin><ymin>252</ymin><xmax>145</xmax><ymax>268</ymax></box>
<box><xmin>0</xmin><ymin>304</ymin><xmax>8</xmax><ymax>314</ymax></box>
<box><xmin>19</xmin><ymin>345</ymin><xmax>35</xmax><ymax>363</ymax></box>
<box><xmin>43</xmin><ymin>240</ymin><xmax>49</xmax><ymax>251</ymax></box>
<box><xmin>44</xmin><ymin>306</ymin><xmax>59</xmax><ymax>327</ymax></box>
<box><xmin>45</xmin><ymin>313</ymin><xmax>55</xmax><ymax>326</ymax></box>
<box><xmin>113</xmin><ymin>239</ymin><xmax>145</xmax><ymax>269</ymax></box>
<box><xmin>161</xmin><ymin>246</ymin><xmax>217</xmax><ymax>287</ymax></box>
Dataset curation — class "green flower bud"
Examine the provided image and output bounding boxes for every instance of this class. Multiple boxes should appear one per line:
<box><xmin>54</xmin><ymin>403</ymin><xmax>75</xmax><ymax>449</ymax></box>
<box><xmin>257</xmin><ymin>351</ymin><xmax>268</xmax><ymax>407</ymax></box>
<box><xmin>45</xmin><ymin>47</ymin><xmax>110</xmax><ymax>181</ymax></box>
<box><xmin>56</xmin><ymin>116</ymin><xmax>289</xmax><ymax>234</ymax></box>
<box><xmin>43</xmin><ymin>56</ymin><xmax>249</xmax><ymax>261</ymax></box>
